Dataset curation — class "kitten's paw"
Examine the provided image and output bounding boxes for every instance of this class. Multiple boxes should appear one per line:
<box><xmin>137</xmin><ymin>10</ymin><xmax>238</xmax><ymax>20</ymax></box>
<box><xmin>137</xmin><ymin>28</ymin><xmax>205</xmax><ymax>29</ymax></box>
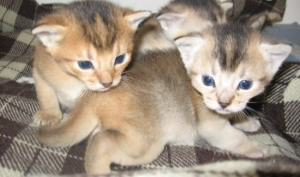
<box><xmin>234</xmin><ymin>117</ymin><xmax>261</xmax><ymax>132</ymax></box>
<box><xmin>237</xmin><ymin>140</ymin><xmax>270</xmax><ymax>158</ymax></box>
<box><xmin>85</xmin><ymin>165</ymin><xmax>111</xmax><ymax>175</ymax></box>
<box><xmin>33</xmin><ymin>111</ymin><xmax>61</xmax><ymax>126</ymax></box>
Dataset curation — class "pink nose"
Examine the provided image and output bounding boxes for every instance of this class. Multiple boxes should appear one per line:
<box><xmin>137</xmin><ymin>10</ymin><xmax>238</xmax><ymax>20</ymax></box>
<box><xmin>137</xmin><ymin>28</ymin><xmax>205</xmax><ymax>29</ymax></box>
<box><xmin>102</xmin><ymin>82</ymin><xmax>112</xmax><ymax>88</ymax></box>
<box><xmin>219</xmin><ymin>102</ymin><xmax>230</xmax><ymax>109</ymax></box>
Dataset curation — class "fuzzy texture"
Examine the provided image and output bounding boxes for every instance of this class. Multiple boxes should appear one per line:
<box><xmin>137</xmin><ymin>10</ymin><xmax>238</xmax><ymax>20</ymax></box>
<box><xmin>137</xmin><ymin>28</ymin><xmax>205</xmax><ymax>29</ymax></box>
<box><xmin>37</xmin><ymin>21</ymin><xmax>276</xmax><ymax>175</ymax></box>
<box><xmin>175</xmin><ymin>23</ymin><xmax>291</xmax><ymax>115</ymax></box>
<box><xmin>32</xmin><ymin>0</ymin><xmax>150</xmax><ymax>126</ymax></box>
<box><xmin>158</xmin><ymin>0</ymin><xmax>290</xmax><ymax>131</ymax></box>
<box><xmin>158</xmin><ymin>0</ymin><xmax>226</xmax><ymax>40</ymax></box>
<box><xmin>1</xmin><ymin>0</ymin><xmax>299</xmax><ymax>176</ymax></box>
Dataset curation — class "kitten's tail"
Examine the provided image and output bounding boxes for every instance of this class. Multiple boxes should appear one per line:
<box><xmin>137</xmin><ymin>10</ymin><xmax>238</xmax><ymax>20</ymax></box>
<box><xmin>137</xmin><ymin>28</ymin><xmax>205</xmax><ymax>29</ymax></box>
<box><xmin>37</xmin><ymin>113</ymin><xmax>98</xmax><ymax>147</ymax></box>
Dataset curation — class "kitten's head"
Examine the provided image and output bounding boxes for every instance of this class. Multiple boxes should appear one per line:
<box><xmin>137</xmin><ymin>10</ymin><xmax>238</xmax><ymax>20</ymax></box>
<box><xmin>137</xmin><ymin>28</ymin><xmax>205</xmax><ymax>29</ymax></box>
<box><xmin>157</xmin><ymin>0</ymin><xmax>226</xmax><ymax>40</ymax></box>
<box><xmin>32</xmin><ymin>1</ymin><xmax>150</xmax><ymax>91</ymax></box>
<box><xmin>175</xmin><ymin>23</ymin><xmax>291</xmax><ymax>114</ymax></box>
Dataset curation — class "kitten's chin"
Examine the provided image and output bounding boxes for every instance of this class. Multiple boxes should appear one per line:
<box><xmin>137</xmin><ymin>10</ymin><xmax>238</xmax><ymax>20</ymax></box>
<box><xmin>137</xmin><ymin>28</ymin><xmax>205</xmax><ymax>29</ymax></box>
<box><xmin>215</xmin><ymin>109</ymin><xmax>232</xmax><ymax>115</ymax></box>
<box><xmin>86</xmin><ymin>84</ymin><xmax>109</xmax><ymax>92</ymax></box>
<box><xmin>86</xmin><ymin>79</ymin><xmax>121</xmax><ymax>92</ymax></box>
<box><xmin>216</xmin><ymin>105</ymin><xmax>246</xmax><ymax>115</ymax></box>
<box><xmin>89</xmin><ymin>87</ymin><xmax>110</xmax><ymax>92</ymax></box>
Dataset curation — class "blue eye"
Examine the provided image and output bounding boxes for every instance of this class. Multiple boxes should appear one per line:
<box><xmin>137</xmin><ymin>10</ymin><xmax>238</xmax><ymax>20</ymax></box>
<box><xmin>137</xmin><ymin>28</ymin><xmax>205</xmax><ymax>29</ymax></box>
<box><xmin>78</xmin><ymin>61</ymin><xmax>93</xmax><ymax>70</ymax></box>
<box><xmin>238</xmin><ymin>80</ymin><xmax>253</xmax><ymax>90</ymax></box>
<box><xmin>202</xmin><ymin>75</ymin><xmax>215</xmax><ymax>87</ymax></box>
<box><xmin>115</xmin><ymin>54</ymin><xmax>126</xmax><ymax>65</ymax></box>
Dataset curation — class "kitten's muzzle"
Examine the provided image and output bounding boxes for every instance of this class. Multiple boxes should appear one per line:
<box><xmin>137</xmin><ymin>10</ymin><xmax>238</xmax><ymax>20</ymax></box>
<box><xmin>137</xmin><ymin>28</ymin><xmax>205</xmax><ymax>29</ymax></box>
<box><xmin>219</xmin><ymin>102</ymin><xmax>230</xmax><ymax>109</ymax></box>
<box><xmin>102</xmin><ymin>81</ymin><xmax>113</xmax><ymax>88</ymax></box>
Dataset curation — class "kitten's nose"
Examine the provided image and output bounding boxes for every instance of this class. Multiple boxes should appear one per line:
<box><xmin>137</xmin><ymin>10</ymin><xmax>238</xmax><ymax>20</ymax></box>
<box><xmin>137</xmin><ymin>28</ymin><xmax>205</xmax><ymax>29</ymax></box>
<box><xmin>102</xmin><ymin>81</ymin><xmax>113</xmax><ymax>88</ymax></box>
<box><xmin>219</xmin><ymin>102</ymin><xmax>230</xmax><ymax>109</ymax></box>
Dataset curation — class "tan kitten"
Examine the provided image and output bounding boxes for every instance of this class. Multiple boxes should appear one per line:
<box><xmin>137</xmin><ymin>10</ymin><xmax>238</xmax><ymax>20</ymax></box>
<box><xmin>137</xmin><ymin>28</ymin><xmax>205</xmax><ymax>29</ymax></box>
<box><xmin>174</xmin><ymin>23</ymin><xmax>291</xmax><ymax>155</ymax></box>
<box><xmin>36</xmin><ymin>21</ymin><xmax>290</xmax><ymax>174</ymax></box>
<box><xmin>32</xmin><ymin>0</ymin><xmax>151</xmax><ymax>126</ymax></box>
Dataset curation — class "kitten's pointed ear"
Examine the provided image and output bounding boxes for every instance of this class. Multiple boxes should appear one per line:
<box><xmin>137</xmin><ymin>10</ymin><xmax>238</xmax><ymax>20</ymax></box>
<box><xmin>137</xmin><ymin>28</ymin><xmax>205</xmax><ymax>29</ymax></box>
<box><xmin>157</xmin><ymin>13</ymin><xmax>185</xmax><ymax>31</ymax></box>
<box><xmin>175</xmin><ymin>36</ymin><xmax>205</xmax><ymax>70</ymax></box>
<box><xmin>32</xmin><ymin>25</ymin><xmax>66</xmax><ymax>48</ymax></box>
<box><xmin>125</xmin><ymin>11</ymin><xmax>152</xmax><ymax>30</ymax></box>
<box><xmin>260</xmin><ymin>43</ymin><xmax>292</xmax><ymax>75</ymax></box>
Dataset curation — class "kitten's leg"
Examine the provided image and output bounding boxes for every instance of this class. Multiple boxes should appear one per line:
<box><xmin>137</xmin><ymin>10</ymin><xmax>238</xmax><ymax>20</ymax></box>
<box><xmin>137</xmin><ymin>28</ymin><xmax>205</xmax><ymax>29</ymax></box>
<box><xmin>37</xmin><ymin>102</ymin><xmax>98</xmax><ymax>147</ymax></box>
<box><xmin>197</xmin><ymin>113</ymin><xmax>269</xmax><ymax>158</ymax></box>
<box><xmin>233</xmin><ymin>117</ymin><xmax>261</xmax><ymax>132</ymax></box>
<box><xmin>33</xmin><ymin>69</ymin><xmax>61</xmax><ymax>126</ymax></box>
<box><xmin>85</xmin><ymin>132</ymin><xmax>114</xmax><ymax>174</ymax></box>
<box><xmin>85</xmin><ymin>131</ymin><xmax>164</xmax><ymax>175</ymax></box>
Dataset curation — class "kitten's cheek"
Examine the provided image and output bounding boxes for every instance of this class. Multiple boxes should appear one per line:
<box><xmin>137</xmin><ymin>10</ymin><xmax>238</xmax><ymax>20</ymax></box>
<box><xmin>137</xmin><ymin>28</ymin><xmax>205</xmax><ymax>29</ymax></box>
<box><xmin>203</xmin><ymin>99</ymin><xmax>219</xmax><ymax>111</ymax></box>
<box><xmin>228</xmin><ymin>103</ymin><xmax>246</xmax><ymax>113</ymax></box>
<box><xmin>112</xmin><ymin>76</ymin><xmax>121</xmax><ymax>87</ymax></box>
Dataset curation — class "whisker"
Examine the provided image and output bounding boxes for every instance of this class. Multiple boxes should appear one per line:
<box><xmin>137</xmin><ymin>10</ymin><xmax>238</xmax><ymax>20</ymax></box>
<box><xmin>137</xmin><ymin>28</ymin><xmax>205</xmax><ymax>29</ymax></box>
<box><xmin>245</xmin><ymin>106</ymin><xmax>266</xmax><ymax>120</ymax></box>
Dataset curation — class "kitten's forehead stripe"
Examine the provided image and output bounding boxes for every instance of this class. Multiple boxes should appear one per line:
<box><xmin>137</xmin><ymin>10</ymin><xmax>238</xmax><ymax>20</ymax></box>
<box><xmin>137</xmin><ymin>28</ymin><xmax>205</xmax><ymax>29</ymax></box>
<box><xmin>212</xmin><ymin>23</ymin><xmax>250</xmax><ymax>71</ymax></box>
<box><xmin>67</xmin><ymin>1</ymin><xmax>120</xmax><ymax>49</ymax></box>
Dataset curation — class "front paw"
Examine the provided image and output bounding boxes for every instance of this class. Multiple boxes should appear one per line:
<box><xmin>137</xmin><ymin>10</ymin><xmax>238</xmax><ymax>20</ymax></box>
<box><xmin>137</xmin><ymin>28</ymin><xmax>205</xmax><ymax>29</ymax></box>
<box><xmin>33</xmin><ymin>111</ymin><xmax>61</xmax><ymax>126</ymax></box>
<box><xmin>233</xmin><ymin>117</ymin><xmax>261</xmax><ymax>132</ymax></box>
<box><xmin>235</xmin><ymin>140</ymin><xmax>270</xmax><ymax>158</ymax></box>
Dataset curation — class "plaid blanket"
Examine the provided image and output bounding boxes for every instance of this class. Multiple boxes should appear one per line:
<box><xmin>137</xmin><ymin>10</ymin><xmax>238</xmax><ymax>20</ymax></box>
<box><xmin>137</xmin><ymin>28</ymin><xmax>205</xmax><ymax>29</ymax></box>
<box><xmin>218</xmin><ymin>0</ymin><xmax>287</xmax><ymax>29</ymax></box>
<box><xmin>1</xmin><ymin>0</ymin><xmax>300</xmax><ymax>177</ymax></box>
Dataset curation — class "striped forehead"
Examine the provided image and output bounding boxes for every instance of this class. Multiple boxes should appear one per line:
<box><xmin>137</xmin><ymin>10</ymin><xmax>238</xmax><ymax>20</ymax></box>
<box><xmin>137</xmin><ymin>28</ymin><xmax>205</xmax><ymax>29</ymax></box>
<box><xmin>211</xmin><ymin>24</ymin><xmax>250</xmax><ymax>71</ymax></box>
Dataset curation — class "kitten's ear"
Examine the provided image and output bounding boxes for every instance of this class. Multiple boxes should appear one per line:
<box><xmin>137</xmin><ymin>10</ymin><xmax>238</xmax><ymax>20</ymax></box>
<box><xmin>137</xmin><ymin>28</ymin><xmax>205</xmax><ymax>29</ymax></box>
<box><xmin>32</xmin><ymin>25</ymin><xmax>66</xmax><ymax>48</ymax></box>
<box><xmin>125</xmin><ymin>11</ymin><xmax>152</xmax><ymax>30</ymax></box>
<box><xmin>157</xmin><ymin>13</ymin><xmax>185</xmax><ymax>31</ymax></box>
<box><xmin>260</xmin><ymin>44</ymin><xmax>292</xmax><ymax>74</ymax></box>
<box><xmin>175</xmin><ymin>36</ymin><xmax>205</xmax><ymax>70</ymax></box>
<box><xmin>260</xmin><ymin>43</ymin><xmax>292</xmax><ymax>75</ymax></box>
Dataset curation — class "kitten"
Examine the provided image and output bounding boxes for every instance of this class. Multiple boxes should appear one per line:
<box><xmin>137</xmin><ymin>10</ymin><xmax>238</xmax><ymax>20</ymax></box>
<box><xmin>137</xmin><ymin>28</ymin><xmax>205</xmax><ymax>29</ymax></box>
<box><xmin>174</xmin><ymin>23</ymin><xmax>291</xmax><ymax>133</ymax></box>
<box><xmin>36</xmin><ymin>20</ymin><xmax>290</xmax><ymax>174</ymax></box>
<box><xmin>158</xmin><ymin>0</ymin><xmax>226</xmax><ymax>40</ymax></box>
<box><xmin>32</xmin><ymin>0</ymin><xmax>150</xmax><ymax>126</ymax></box>
<box><xmin>158</xmin><ymin>0</ymin><xmax>263</xmax><ymax>132</ymax></box>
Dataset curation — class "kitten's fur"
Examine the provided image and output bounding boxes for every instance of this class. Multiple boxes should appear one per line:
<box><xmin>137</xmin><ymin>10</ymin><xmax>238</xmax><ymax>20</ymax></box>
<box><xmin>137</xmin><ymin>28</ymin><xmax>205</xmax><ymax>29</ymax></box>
<box><xmin>175</xmin><ymin>23</ymin><xmax>291</xmax><ymax>128</ymax></box>
<box><xmin>36</xmin><ymin>19</ymin><xmax>291</xmax><ymax>174</ymax></box>
<box><xmin>158</xmin><ymin>0</ymin><xmax>265</xmax><ymax>132</ymax></box>
<box><xmin>32</xmin><ymin>1</ymin><xmax>150</xmax><ymax>125</ymax></box>
<box><xmin>158</xmin><ymin>0</ymin><xmax>226</xmax><ymax>40</ymax></box>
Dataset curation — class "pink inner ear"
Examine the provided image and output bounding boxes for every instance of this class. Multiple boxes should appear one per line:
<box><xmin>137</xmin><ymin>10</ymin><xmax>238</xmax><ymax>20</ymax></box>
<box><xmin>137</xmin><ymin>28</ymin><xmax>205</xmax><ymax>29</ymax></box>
<box><xmin>37</xmin><ymin>31</ymin><xmax>52</xmax><ymax>36</ymax></box>
<box><xmin>158</xmin><ymin>13</ymin><xmax>184</xmax><ymax>29</ymax></box>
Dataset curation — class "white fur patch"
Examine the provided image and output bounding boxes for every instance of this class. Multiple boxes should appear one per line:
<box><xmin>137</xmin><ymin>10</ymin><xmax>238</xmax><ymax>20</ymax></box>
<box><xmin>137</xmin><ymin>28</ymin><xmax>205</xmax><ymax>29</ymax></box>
<box><xmin>16</xmin><ymin>77</ymin><xmax>35</xmax><ymax>84</ymax></box>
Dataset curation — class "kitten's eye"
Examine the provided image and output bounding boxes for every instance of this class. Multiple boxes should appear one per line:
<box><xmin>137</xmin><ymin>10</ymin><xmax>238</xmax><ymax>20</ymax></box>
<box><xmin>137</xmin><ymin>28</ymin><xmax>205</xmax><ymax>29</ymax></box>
<box><xmin>115</xmin><ymin>54</ymin><xmax>126</xmax><ymax>65</ymax></box>
<box><xmin>202</xmin><ymin>75</ymin><xmax>215</xmax><ymax>87</ymax></box>
<box><xmin>78</xmin><ymin>61</ymin><xmax>93</xmax><ymax>70</ymax></box>
<box><xmin>238</xmin><ymin>80</ymin><xmax>253</xmax><ymax>90</ymax></box>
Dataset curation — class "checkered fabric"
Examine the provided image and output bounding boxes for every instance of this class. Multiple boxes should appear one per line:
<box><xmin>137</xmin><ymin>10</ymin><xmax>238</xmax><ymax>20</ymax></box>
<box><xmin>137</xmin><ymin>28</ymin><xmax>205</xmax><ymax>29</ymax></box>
<box><xmin>0</xmin><ymin>29</ymin><xmax>38</xmax><ymax>83</ymax></box>
<box><xmin>0</xmin><ymin>0</ymin><xmax>38</xmax><ymax>33</ymax></box>
<box><xmin>1</xmin><ymin>0</ymin><xmax>300</xmax><ymax>177</ymax></box>
<box><xmin>263</xmin><ymin>63</ymin><xmax>300</xmax><ymax>143</ymax></box>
